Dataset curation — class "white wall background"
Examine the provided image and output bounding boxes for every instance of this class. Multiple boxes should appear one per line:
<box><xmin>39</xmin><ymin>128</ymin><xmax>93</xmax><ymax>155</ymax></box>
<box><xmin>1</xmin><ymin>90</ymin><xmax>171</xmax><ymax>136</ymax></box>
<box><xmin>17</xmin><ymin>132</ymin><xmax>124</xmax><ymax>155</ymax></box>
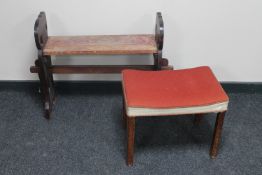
<box><xmin>0</xmin><ymin>0</ymin><xmax>261</xmax><ymax>81</ymax></box>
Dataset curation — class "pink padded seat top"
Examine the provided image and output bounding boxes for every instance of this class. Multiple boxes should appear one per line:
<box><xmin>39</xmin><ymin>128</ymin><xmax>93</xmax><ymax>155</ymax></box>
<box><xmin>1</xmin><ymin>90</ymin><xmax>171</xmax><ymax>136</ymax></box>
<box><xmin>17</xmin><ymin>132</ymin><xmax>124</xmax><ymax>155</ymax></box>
<box><xmin>122</xmin><ymin>66</ymin><xmax>229</xmax><ymax>109</ymax></box>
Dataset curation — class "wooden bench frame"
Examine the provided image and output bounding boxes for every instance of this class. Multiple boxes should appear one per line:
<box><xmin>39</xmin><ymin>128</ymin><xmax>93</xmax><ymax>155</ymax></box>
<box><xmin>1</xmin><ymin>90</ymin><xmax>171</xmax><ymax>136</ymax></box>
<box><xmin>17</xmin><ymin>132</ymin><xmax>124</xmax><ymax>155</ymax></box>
<box><xmin>30</xmin><ymin>12</ymin><xmax>171</xmax><ymax>118</ymax></box>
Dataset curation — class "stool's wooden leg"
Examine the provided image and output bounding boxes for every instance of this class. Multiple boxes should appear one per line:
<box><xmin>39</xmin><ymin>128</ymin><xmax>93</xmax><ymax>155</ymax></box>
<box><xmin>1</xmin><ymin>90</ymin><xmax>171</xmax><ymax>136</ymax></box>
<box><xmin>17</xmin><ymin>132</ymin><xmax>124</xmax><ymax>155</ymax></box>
<box><xmin>127</xmin><ymin>117</ymin><xmax>135</xmax><ymax>166</ymax></box>
<box><xmin>194</xmin><ymin>113</ymin><xmax>203</xmax><ymax>125</ymax></box>
<box><xmin>210</xmin><ymin>111</ymin><xmax>226</xmax><ymax>158</ymax></box>
<box><xmin>122</xmin><ymin>97</ymin><xmax>127</xmax><ymax>129</ymax></box>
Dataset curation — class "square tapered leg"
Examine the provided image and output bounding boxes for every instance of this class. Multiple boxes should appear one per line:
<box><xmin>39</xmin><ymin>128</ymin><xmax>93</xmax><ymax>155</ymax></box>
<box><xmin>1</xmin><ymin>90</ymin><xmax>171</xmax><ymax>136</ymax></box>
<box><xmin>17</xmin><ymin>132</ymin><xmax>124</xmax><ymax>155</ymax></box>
<box><xmin>210</xmin><ymin>111</ymin><xmax>226</xmax><ymax>158</ymax></box>
<box><xmin>127</xmin><ymin>117</ymin><xmax>135</xmax><ymax>166</ymax></box>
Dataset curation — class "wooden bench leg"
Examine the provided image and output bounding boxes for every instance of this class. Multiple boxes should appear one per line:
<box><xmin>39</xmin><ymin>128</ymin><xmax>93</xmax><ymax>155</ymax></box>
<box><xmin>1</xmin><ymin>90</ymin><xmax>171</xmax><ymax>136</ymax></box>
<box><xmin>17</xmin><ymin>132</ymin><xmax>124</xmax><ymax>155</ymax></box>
<box><xmin>153</xmin><ymin>51</ymin><xmax>162</xmax><ymax>70</ymax></box>
<box><xmin>194</xmin><ymin>113</ymin><xmax>203</xmax><ymax>125</ymax></box>
<box><xmin>127</xmin><ymin>117</ymin><xmax>135</xmax><ymax>166</ymax></box>
<box><xmin>36</xmin><ymin>56</ymin><xmax>55</xmax><ymax>119</ymax></box>
<box><xmin>160</xmin><ymin>58</ymin><xmax>169</xmax><ymax>67</ymax></box>
<box><xmin>46</xmin><ymin>56</ymin><xmax>55</xmax><ymax>94</ymax></box>
<box><xmin>210</xmin><ymin>111</ymin><xmax>226</xmax><ymax>158</ymax></box>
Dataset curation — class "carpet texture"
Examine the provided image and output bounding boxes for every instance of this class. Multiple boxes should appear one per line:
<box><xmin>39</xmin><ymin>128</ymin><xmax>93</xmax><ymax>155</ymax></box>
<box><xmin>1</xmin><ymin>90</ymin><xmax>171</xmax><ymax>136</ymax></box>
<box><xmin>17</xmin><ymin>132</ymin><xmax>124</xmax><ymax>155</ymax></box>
<box><xmin>0</xmin><ymin>83</ymin><xmax>261</xmax><ymax>175</ymax></box>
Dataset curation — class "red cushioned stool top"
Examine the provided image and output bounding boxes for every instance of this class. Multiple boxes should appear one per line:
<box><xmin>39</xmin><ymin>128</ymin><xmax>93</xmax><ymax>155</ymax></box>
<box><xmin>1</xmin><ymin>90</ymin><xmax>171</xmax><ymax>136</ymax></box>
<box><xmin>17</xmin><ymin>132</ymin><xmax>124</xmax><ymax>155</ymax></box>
<box><xmin>122</xmin><ymin>66</ymin><xmax>229</xmax><ymax>109</ymax></box>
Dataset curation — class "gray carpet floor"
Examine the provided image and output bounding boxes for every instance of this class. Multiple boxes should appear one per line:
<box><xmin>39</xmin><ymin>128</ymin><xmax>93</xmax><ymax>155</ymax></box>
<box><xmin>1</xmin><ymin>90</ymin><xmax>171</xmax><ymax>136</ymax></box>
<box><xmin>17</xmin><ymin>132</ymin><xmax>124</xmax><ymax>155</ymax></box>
<box><xmin>0</xmin><ymin>83</ymin><xmax>261</xmax><ymax>175</ymax></box>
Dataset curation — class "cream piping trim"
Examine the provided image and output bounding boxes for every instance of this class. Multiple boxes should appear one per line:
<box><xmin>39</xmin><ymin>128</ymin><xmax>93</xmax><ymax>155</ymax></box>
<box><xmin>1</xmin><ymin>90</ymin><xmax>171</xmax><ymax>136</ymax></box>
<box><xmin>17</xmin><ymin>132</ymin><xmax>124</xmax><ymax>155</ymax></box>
<box><xmin>126</xmin><ymin>101</ymin><xmax>228</xmax><ymax>117</ymax></box>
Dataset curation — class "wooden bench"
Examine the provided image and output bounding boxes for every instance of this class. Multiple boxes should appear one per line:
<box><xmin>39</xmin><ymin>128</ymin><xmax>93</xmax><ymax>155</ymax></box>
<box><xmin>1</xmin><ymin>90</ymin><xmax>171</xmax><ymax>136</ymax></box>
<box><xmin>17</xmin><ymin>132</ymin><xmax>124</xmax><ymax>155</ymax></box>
<box><xmin>30</xmin><ymin>12</ymin><xmax>172</xmax><ymax>118</ymax></box>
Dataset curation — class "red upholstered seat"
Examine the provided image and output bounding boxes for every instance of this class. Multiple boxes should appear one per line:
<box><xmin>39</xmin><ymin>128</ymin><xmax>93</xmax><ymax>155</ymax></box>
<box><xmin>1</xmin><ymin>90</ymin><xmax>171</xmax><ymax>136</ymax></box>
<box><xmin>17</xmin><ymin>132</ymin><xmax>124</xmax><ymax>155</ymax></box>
<box><xmin>122</xmin><ymin>66</ymin><xmax>229</xmax><ymax>116</ymax></box>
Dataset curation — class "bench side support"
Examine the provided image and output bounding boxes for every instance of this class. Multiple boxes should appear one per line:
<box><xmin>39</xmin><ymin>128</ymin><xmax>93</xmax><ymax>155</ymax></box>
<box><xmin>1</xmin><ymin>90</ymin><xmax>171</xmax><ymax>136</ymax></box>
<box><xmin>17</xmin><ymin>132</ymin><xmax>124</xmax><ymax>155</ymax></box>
<box><xmin>34</xmin><ymin>12</ymin><xmax>55</xmax><ymax>119</ymax></box>
<box><xmin>154</xmin><ymin>12</ymin><xmax>168</xmax><ymax>70</ymax></box>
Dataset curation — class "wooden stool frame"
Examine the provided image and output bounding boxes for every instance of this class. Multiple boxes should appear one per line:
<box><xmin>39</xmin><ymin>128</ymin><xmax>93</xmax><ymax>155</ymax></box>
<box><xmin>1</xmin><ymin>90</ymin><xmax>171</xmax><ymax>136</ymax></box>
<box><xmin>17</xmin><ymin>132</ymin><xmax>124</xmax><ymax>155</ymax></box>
<box><xmin>30</xmin><ymin>12</ymin><xmax>171</xmax><ymax>119</ymax></box>
<box><xmin>122</xmin><ymin>100</ymin><xmax>227</xmax><ymax>166</ymax></box>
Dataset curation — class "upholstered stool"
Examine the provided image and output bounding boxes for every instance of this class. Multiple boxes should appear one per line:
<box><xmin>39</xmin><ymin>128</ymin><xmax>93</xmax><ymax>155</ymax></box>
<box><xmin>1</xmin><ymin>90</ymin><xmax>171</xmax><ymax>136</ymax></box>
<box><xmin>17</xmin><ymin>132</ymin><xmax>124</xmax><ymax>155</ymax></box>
<box><xmin>122</xmin><ymin>66</ymin><xmax>229</xmax><ymax>166</ymax></box>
